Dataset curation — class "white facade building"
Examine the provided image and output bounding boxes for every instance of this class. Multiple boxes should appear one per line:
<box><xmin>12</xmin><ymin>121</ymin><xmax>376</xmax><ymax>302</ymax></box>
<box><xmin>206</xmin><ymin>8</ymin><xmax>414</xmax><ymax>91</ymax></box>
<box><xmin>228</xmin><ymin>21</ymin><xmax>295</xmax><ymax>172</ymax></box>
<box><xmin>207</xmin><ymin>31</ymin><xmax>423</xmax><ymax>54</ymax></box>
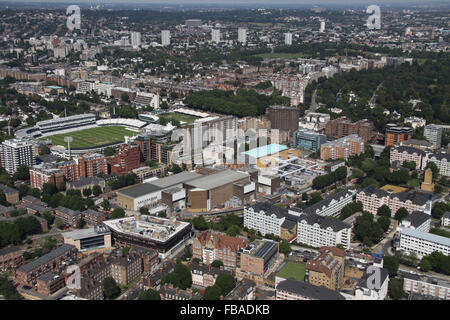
<box><xmin>395</xmin><ymin>228</ymin><xmax>450</xmax><ymax>258</ymax></box>
<box><xmin>424</xmin><ymin>124</ymin><xmax>442</xmax><ymax>149</ymax></box>
<box><xmin>426</xmin><ymin>153</ymin><xmax>450</xmax><ymax>177</ymax></box>
<box><xmin>211</xmin><ymin>29</ymin><xmax>221</xmax><ymax>44</ymax></box>
<box><xmin>238</xmin><ymin>28</ymin><xmax>247</xmax><ymax>44</ymax></box>
<box><xmin>161</xmin><ymin>30</ymin><xmax>171</xmax><ymax>46</ymax></box>
<box><xmin>297</xmin><ymin>213</ymin><xmax>352</xmax><ymax>250</ymax></box>
<box><xmin>284</xmin><ymin>32</ymin><xmax>292</xmax><ymax>45</ymax></box>
<box><xmin>131</xmin><ymin>32</ymin><xmax>142</xmax><ymax>48</ymax></box>
<box><xmin>0</xmin><ymin>138</ymin><xmax>36</xmax><ymax>174</ymax></box>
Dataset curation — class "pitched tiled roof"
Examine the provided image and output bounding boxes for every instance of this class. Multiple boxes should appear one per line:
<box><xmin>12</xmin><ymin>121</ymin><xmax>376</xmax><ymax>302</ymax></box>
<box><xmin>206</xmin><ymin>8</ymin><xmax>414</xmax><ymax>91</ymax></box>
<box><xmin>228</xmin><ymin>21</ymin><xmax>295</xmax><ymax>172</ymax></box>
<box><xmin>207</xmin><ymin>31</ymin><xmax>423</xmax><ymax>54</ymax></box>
<box><xmin>196</xmin><ymin>231</ymin><xmax>247</xmax><ymax>251</ymax></box>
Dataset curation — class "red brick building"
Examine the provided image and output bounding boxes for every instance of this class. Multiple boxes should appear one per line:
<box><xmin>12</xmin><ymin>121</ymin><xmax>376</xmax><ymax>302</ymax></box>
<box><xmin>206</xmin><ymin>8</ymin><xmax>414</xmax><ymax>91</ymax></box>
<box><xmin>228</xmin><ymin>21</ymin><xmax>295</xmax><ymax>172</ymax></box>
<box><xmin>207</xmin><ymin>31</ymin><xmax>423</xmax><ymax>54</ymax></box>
<box><xmin>192</xmin><ymin>231</ymin><xmax>247</xmax><ymax>270</ymax></box>
<box><xmin>29</xmin><ymin>164</ymin><xmax>65</xmax><ymax>190</ymax></box>
<box><xmin>109</xmin><ymin>143</ymin><xmax>141</xmax><ymax>176</ymax></box>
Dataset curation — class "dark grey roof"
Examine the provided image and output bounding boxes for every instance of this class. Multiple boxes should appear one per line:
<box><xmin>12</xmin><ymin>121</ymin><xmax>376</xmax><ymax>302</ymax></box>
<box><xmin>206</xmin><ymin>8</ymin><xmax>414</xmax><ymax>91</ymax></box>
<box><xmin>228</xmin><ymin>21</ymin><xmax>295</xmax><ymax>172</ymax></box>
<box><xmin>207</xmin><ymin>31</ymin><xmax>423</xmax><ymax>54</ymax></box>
<box><xmin>17</xmin><ymin>244</ymin><xmax>76</xmax><ymax>273</ymax></box>
<box><xmin>248</xmin><ymin>202</ymin><xmax>288</xmax><ymax>219</ymax></box>
<box><xmin>443</xmin><ymin>212</ymin><xmax>450</xmax><ymax>219</ymax></box>
<box><xmin>189</xmin><ymin>262</ymin><xmax>230</xmax><ymax>277</ymax></box>
<box><xmin>67</xmin><ymin>177</ymin><xmax>105</xmax><ymax>189</ymax></box>
<box><xmin>225</xmin><ymin>278</ymin><xmax>256</xmax><ymax>300</ymax></box>
<box><xmin>392</xmin><ymin>191</ymin><xmax>433</xmax><ymax>206</ymax></box>
<box><xmin>117</xmin><ymin>183</ymin><xmax>161</xmax><ymax>199</ymax></box>
<box><xmin>427</xmin><ymin>153</ymin><xmax>450</xmax><ymax>161</ymax></box>
<box><xmin>159</xmin><ymin>286</ymin><xmax>202</xmax><ymax>300</ymax></box>
<box><xmin>276</xmin><ymin>278</ymin><xmax>345</xmax><ymax>300</ymax></box>
<box><xmin>37</xmin><ymin>272</ymin><xmax>59</xmax><ymax>282</ymax></box>
<box><xmin>298</xmin><ymin>212</ymin><xmax>351</xmax><ymax>232</ymax></box>
<box><xmin>56</xmin><ymin>206</ymin><xmax>81</xmax><ymax>217</ymax></box>
<box><xmin>303</xmin><ymin>189</ymin><xmax>355</xmax><ymax>215</ymax></box>
<box><xmin>359</xmin><ymin>187</ymin><xmax>389</xmax><ymax>198</ymax></box>
<box><xmin>392</xmin><ymin>145</ymin><xmax>426</xmax><ymax>156</ymax></box>
<box><xmin>0</xmin><ymin>184</ymin><xmax>18</xmax><ymax>195</ymax></box>
<box><xmin>0</xmin><ymin>246</ymin><xmax>21</xmax><ymax>256</ymax></box>
<box><xmin>357</xmin><ymin>267</ymin><xmax>389</xmax><ymax>290</ymax></box>
<box><xmin>403</xmin><ymin>211</ymin><xmax>430</xmax><ymax>228</ymax></box>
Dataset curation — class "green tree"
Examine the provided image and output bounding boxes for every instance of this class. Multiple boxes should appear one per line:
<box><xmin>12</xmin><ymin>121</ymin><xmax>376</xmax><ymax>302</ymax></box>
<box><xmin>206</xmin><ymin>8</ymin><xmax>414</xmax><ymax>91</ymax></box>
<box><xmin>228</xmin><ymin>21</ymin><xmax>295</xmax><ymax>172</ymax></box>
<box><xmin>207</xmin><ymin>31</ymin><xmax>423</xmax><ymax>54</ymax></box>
<box><xmin>394</xmin><ymin>207</ymin><xmax>409</xmax><ymax>222</ymax></box>
<box><xmin>54</xmin><ymin>217</ymin><xmax>65</xmax><ymax>229</ymax></box>
<box><xmin>377</xmin><ymin>216</ymin><xmax>391</xmax><ymax>232</ymax></box>
<box><xmin>82</xmin><ymin>188</ymin><xmax>92</xmax><ymax>197</ymax></box>
<box><xmin>76</xmin><ymin>217</ymin><xmax>85</xmax><ymax>229</ymax></box>
<box><xmin>92</xmin><ymin>185</ymin><xmax>102</xmax><ymax>197</ymax></box>
<box><xmin>215</xmin><ymin>273</ymin><xmax>236</xmax><ymax>296</ymax></box>
<box><xmin>388</xmin><ymin>278</ymin><xmax>407</xmax><ymax>300</ymax></box>
<box><xmin>138</xmin><ymin>289</ymin><xmax>160</xmax><ymax>300</ymax></box>
<box><xmin>103</xmin><ymin>277</ymin><xmax>121</xmax><ymax>300</ymax></box>
<box><xmin>425</xmin><ymin>162</ymin><xmax>439</xmax><ymax>179</ymax></box>
<box><xmin>110</xmin><ymin>207</ymin><xmax>125</xmax><ymax>219</ymax></box>
<box><xmin>279</xmin><ymin>240</ymin><xmax>292</xmax><ymax>254</ymax></box>
<box><xmin>211</xmin><ymin>260</ymin><xmax>224</xmax><ymax>268</ymax></box>
<box><xmin>383</xmin><ymin>256</ymin><xmax>400</xmax><ymax>276</ymax></box>
<box><xmin>377</xmin><ymin>205</ymin><xmax>391</xmax><ymax>217</ymax></box>
<box><xmin>204</xmin><ymin>285</ymin><xmax>222</xmax><ymax>300</ymax></box>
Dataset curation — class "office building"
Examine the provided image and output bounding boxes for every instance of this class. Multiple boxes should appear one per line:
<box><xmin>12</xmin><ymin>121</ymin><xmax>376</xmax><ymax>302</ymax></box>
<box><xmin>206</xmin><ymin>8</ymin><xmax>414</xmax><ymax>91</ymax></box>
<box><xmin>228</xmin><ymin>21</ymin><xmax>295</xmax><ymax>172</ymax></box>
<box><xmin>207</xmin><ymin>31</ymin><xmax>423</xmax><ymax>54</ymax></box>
<box><xmin>161</xmin><ymin>30</ymin><xmax>171</xmax><ymax>46</ymax></box>
<box><xmin>424</xmin><ymin>124</ymin><xmax>442</xmax><ymax>149</ymax></box>
<box><xmin>1</xmin><ymin>138</ymin><xmax>35</xmax><ymax>174</ymax></box>
<box><xmin>63</xmin><ymin>225</ymin><xmax>112</xmax><ymax>253</ymax></box>
<box><xmin>297</xmin><ymin>213</ymin><xmax>352</xmax><ymax>250</ymax></box>
<box><xmin>293</xmin><ymin>129</ymin><xmax>327</xmax><ymax>152</ymax></box>
<box><xmin>102</xmin><ymin>215</ymin><xmax>192</xmax><ymax>258</ymax></box>
<box><xmin>320</xmin><ymin>21</ymin><xmax>326</xmax><ymax>32</ymax></box>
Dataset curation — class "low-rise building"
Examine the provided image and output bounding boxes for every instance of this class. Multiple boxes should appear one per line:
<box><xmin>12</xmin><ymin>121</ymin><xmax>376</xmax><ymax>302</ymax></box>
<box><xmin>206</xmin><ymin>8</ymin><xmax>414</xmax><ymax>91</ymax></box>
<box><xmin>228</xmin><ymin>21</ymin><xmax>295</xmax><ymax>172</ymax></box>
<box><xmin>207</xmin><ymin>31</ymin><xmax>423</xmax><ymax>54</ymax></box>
<box><xmin>192</xmin><ymin>231</ymin><xmax>247</xmax><ymax>270</ymax></box>
<box><xmin>400</xmin><ymin>270</ymin><xmax>450</xmax><ymax>300</ymax></box>
<box><xmin>189</xmin><ymin>262</ymin><xmax>230</xmax><ymax>288</ymax></box>
<box><xmin>239</xmin><ymin>239</ymin><xmax>279</xmax><ymax>276</ymax></box>
<box><xmin>398</xmin><ymin>211</ymin><xmax>431</xmax><ymax>233</ymax></box>
<box><xmin>15</xmin><ymin>244</ymin><xmax>78</xmax><ymax>286</ymax></box>
<box><xmin>62</xmin><ymin>225</ymin><xmax>112</xmax><ymax>253</ymax></box>
<box><xmin>442</xmin><ymin>212</ymin><xmax>450</xmax><ymax>227</ymax></box>
<box><xmin>276</xmin><ymin>278</ymin><xmax>345</xmax><ymax>300</ymax></box>
<box><xmin>0</xmin><ymin>184</ymin><xmax>19</xmax><ymax>204</ymax></box>
<box><xmin>0</xmin><ymin>246</ymin><xmax>24</xmax><ymax>271</ymax></box>
<box><xmin>306</xmin><ymin>246</ymin><xmax>345</xmax><ymax>290</ymax></box>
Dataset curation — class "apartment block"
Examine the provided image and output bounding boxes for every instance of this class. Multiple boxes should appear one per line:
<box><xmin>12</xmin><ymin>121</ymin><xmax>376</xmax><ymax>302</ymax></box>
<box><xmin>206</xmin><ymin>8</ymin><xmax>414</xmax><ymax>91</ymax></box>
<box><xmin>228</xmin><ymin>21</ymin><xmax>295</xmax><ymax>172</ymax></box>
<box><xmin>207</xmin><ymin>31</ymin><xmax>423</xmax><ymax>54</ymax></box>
<box><xmin>424</xmin><ymin>124</ymin><xmax>442</xmax><ymax>149</ymax></box>
<box><xmin>29</xmin><ymin>163</ymin><xmax>64</xmax><ymax>190</ymax></box>
<box><xmin>390</xmin><ymin>146</ymin><xmax>427</xmax><ymax>170</ymax></box>
<box><xmin>325</xmin><ymin>117</ymin><xmax>375</xmax><ymax>143</ymax></box>
<box><xmin>297</xmin><ymin>213</ymin><xmax>352</xmax><ymax>250</ymax></box>
<box><xmin>306</xmin><ymin>246</ymin><xmax>345</xmax><ymax>290</ymax></box>
<box><xmin>1</xmin><ymin>138</ymin><xmax>35</xmax><ymax>174</ymax></box>
<box><xmin>385</xmin><ymin>125</ymin><xmax>413</xmax><ymax>146</ymax></box>
<box><xmin>320</xmin><ymin>134</ymin><xmax>364</xmax><ymax>161</ymax></box>
<box><xmin>400</xmin><ymin>270</ymin><xmax>449</xmax><ymax>300</ymax></box>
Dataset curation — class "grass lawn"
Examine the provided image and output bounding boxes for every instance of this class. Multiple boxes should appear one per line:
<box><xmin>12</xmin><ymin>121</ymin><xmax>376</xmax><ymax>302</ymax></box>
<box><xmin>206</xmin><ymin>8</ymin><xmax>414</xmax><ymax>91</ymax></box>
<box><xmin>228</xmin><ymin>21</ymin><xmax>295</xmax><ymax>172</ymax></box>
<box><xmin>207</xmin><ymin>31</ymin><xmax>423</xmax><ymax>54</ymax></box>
<box><xmin>160</xmin><ymin>112</ymin><xmax>199</xmax><ymax>124</ymax></box>
<box><xmin>43</xmin><ymin>126</ymin><xmax>137</xmax><ymax>149</ymax></box>
<box><xmin>277</xmin><ymin>262</ymin><xmax>306</xmax><ymax>282</ymax></box>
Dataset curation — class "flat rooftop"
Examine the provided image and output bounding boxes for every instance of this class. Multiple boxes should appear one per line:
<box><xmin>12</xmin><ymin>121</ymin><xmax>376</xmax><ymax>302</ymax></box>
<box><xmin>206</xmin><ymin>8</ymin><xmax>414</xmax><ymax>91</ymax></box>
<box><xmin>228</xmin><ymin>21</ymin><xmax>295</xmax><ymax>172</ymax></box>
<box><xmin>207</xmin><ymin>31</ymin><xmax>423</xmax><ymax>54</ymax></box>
<box><xmin>184</xmin><ymin>170</ymin><xmax>249</xmax><ymax>190</ymax></box>
<box><xmin>148</xmin><ymin>171</ymin><xmax>202</xmax><ymax>189</ymax></box>
<box><xmin>103</xmin><ymin>215</ymin><xmax>190</xmax><ymax>243</ymax></box>
<box><xmin>62</xmin><ymin>227</ymin><xmax>110</xmax><ymax>241</ymax></box>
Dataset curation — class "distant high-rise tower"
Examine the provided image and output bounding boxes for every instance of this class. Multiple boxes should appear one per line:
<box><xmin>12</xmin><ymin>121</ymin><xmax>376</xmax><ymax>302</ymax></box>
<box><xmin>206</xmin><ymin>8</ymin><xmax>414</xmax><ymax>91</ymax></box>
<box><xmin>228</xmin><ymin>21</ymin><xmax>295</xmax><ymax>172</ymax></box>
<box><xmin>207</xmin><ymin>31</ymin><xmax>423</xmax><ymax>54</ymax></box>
<box><xmin>238</xmin><ymin>28</ymin><xmax>247</xmax><ymax>44</ymax></box>
<box><xmin>211</xmin><ymin>29</ymin><xmax>221</xmax><ymax>44</ymax></box>
<box><xmin>424</xmin><ymin>124</ymin><xmax>442</xmax><ymax>149</ymax></box>
<box><xmin>161</xmin><ymin>30</ymin><xmax>171</xmax><ymax>46</ymax></box>
<box><xmin>320</xmin><ymin>21</ymin><xmax>326</xmax><ymax>32</ymax></box>
<box><xmin>131</xmin><ymin>31</ymin><xmax>141</xmax><ymax>48</ymax></box>
<box><xmin>284</xmin><ymin>32</ymin><xmax>292</xmax><ymax>45</ymax></box>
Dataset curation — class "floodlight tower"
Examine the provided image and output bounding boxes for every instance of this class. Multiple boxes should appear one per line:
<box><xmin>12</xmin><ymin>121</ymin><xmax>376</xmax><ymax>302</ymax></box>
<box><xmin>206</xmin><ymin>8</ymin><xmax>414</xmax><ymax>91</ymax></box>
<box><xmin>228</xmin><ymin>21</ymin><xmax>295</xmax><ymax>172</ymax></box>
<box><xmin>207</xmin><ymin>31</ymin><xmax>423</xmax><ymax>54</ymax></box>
<box><xmin>64</xmin><ymin>136</ymin><xmax>73</xmax><ymax>158</ymax></box>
